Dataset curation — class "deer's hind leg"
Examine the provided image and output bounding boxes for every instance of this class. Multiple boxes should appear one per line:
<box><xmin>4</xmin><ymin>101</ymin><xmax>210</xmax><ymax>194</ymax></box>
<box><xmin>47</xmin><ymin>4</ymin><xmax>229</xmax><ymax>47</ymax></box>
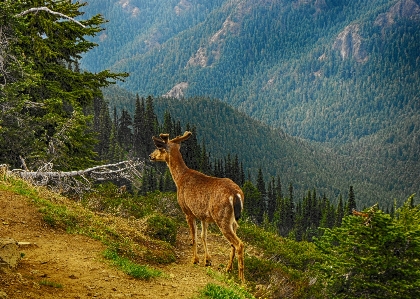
<box><xmin>186</xmin><ymin>214</ymin><xmax>199</xmax><ymax>264</ymax></box>
<box><xmin>201</xmin><ymin>220</ymin><xmax>212</xmax><ymax>266</ymax></box>
<box><xmin>219</xmin><ymin>220</ymin><xmax>245</xmax><ymax>283</ymax></box>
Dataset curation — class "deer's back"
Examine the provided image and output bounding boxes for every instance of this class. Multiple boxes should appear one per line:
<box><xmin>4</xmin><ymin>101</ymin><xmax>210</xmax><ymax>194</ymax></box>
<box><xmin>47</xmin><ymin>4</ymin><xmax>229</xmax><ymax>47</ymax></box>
<box><xmin>177</xmin><ymin>169</ymin><xmax>243</xmax><ymax>222</ymax></box>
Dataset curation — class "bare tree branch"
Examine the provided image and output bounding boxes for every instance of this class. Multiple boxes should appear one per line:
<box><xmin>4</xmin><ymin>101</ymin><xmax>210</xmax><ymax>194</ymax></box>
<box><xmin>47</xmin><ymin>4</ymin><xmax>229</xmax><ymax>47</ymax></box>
<box><xmin>4</xmin><ymin>159</ymin><xmax>146</xmax><ymax>197</ymax></box>
<box><xmin>15</xmin><ymin>7</ymin><xmax>86</xmax><ymax>28</ymax></box>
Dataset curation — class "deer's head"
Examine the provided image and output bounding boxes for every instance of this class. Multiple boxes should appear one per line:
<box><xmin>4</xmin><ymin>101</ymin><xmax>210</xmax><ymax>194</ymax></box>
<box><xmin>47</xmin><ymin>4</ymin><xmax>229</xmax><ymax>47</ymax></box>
<box><xmin>149</xmin><ymin>131</ymin><xmax>192</xmax><ymax>162</ymax></box>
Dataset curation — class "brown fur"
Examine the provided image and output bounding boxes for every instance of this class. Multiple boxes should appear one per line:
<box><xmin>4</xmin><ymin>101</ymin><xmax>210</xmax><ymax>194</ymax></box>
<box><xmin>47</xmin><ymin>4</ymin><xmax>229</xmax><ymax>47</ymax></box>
<box><xmin>149</xmin><ymin>131</ymin><xmax>245</xmax><ymax>283</ymax></box>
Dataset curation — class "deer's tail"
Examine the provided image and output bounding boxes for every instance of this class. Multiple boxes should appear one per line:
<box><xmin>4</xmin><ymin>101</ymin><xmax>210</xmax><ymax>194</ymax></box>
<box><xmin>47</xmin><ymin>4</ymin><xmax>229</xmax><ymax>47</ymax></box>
<box><xmin>233</xmin><ymin>193</ymin><xmax>243</xmax><ymax>221</ymax></box>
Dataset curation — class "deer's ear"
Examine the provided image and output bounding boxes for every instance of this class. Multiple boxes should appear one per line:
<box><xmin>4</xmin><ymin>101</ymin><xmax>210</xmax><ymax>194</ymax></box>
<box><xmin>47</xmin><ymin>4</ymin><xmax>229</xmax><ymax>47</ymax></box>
<box><xmin>159</xmin><ymin>133</ymin><xmax>170</xmax><ymax>143</ymax></box>
<box><xmin>152</xmin><ymin>136</ymin><xmax>168</xmax><ymax>149</ymax></box>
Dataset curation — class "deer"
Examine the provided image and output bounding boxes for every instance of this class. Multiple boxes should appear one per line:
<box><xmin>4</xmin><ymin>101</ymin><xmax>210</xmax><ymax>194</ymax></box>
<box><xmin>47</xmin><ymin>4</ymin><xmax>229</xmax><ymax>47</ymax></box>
<box><xmin>149</xmin><ymin>131</ymin><xmax>245</xmax><ymax>283</ymax></box>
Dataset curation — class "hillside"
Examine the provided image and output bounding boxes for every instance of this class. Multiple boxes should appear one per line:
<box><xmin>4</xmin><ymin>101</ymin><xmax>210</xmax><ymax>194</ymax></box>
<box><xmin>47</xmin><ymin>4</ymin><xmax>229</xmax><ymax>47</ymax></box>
<box><xmin>2</xmin><ymin>168</ymin><xmax>419</xmax><ymax>299</ymax></box>
<box><xmin>103</xmin><ymin>86</ymin><xmax>418</xmax><ymax>207</ymax></box>
<box><xmin>0</xmin><ymin>180</ymin><xmax>244</xmax><ymax>298</ymax></box>
<box><xmin>79</xmin><ymin>0</ymin><xmax>420</xmax><ymax>143</ymax></box>
<box><xmin>76</xmin><ymin>0</ymin><xmax>420</xmax><ymax>206</ymax></box>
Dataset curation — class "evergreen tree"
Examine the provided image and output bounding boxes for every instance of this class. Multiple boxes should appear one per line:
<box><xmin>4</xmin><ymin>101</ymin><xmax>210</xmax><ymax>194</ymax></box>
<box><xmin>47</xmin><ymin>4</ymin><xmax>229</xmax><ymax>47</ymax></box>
<box><xmin>95</xmin><ymin>99</ymin><xmax>112</xmax><ymax>160</ymax></box>
<box><xmin>267</xmin><ymin>177</ymin><xmax>277</xmax><ymax>222</ymax></box>
<box><xmin>239</xmin><ymin>162</ymin><xmax>245</xmax><ymax>187</ymax></box>
<box><xmin>133</xmin><ymin>95</ymin><xmax>146</xmax><ymax>158</ymax></box>
<box><xmin>162</xmin><ymin>110</ymin><xmax>174</xmax><ymax>136</ymax></box>
<box><xmin>199</xmin><ymin>142</ymin><xmax>212</xmax><ymax>175</ymax></box>
<box><xmin>231</xmin><ymin>154</ymin><xmax>241</xmax><ymax>185</ymax></box>
<box><xmin>0</xmin><ymin>1</ymin><xmax>126</xmax><ymax>170</ymax></box>
<box><xmin>347</xmin><ymin>185</ymin><xmax>357</xmax><ymax>215</ymax></box>
<box><xmin>316</xmin><ymin>196</ymin><xmax>420</xmax><ymax>298</ymax></box>
<box><xmin>181</xmin><ymin>124</ymin><xmax>200</xmax><ymax>170</ymax></box>
<box><xmin>288</xmin><ymin>182</ymin><xmax>294</xmax><ymax>202</ymax></box>
<box><xmin>256</xmin><ymin>168</ymin><xmax>266</xmax><ymax>223</ymax></box>
<box><xmin>242</xmin><ymin>181</ymin><xmax>262</xmax><ymax>223</ymax></box>
<box><xmin>335</xmin><ymin>194</ymin><xmax>344</xmax><ymax>227</ymax></box>
<box><xmin>108</xmin><ymin>121</ymin><xmax>125</xmax><ymax>162</ymax></box>
<box><xmin>275</xmin><ymin>176</ymin><xmax>283</xmax><ymax>199</ymax></box>
<box><xmin>144</xmin><ymin>95</ymin><xmax>158</xmax><ymax>154</ymax></box>
<box><xmin>117</xmin><ymin>109</ymin><xmax>133</xmax><ymax>152</ymax></box>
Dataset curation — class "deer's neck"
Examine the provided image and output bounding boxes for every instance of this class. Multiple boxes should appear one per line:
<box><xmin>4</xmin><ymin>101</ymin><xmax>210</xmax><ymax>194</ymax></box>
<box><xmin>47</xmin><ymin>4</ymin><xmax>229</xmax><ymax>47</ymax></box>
<box><xmin>167</xmin><ymin>150</ymin><xmax>189</xmax><ymax>186</ymax></box>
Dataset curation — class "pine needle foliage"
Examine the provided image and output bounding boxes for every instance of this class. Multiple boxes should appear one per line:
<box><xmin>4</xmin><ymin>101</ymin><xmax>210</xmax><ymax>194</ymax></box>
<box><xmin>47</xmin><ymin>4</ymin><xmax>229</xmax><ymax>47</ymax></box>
<box><xmin>315</xmin><ymin>195</ymin><xmax>420</xmax><ymax>298</ymax></box>
<box><xmin>0</xmin><ymin>0</ymin><xmax>127</xmax><ymax>170</ymax></box>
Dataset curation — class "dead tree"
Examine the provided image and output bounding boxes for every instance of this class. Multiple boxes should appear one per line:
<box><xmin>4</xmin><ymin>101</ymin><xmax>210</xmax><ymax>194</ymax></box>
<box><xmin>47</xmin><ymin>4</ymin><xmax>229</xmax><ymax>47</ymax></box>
<box><xmin>3</xmin><ymin>159</ymin><xmax>145</xmax><ymax>197</ymax></box>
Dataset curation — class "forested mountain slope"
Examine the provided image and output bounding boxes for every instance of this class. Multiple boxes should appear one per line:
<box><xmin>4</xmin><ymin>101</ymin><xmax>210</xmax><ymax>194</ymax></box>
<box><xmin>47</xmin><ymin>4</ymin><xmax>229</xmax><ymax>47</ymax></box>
<box><xmin>103</xmin><ymin>86</ymin><xmax>418</xmax><ymax>207</ymax></box>
<box><xmin>80</xmin><ymin>0</ymin><xmax>420</xmax><ymax>143</ymax></box>
<box><xmin>79</xmin><ymin>0</ymin><xmax>420</xmax><ymax>206</ymax></box>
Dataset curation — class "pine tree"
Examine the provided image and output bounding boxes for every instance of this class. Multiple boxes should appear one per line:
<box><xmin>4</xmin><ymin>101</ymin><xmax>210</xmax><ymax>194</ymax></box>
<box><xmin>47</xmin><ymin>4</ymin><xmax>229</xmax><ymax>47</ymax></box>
<box><xmin>96</xmin><ymin>99</ymin><xmax>112</xmax><ymax>161</ymax></box>
<box><xmin>144</xmin><ymin>95</ymin><xmax>158</xmax><ymax>154</ymax></box>
<box><xmin>0</xmin><ymin>1</ymin><xmax>126</xmax><ymax>170</ymax></box>
<box><xmin>347</xmin><ymin>185</ymin><xmax>357</xmax><ymax>215</ymax></box>
<box><xmin>335</xmin><ymin>194</ymin><xmax>344</xmax><ymax>227</ymax></box>
<box><xmin>242</xmin><ymin>181</ymin><xmax>262</xmax><ymax>223</ymax></box>
<box><xmin>288</xmin><ymin>183</ymin><xmax>294</xmax><ymax>202</ymax></box>
<box><xmin>232</xmin><ymin>154</ymin><xmax>240</xmax><ymax>185</ymax></box>
<box><xmin>117</xmin><ymin>109</ymin><xmax>133</xmax><ymax>152</ymax></box>
<box><xmin>133</xmin><ymin>95</ymin><xmax>146</xmax><ymax>158</ymax></box>
<box><xmin>275</xmin><ymin>176</ymin><xmax>283</xmax><ymax>199</ymax></box>
<box><xmin>162</xmin><ymin>110</ymin><xmax>174</xmax><ymax>136</ymax></box>
<box><xmin>267</xmin><ymin>178</ymin><xmax>277</xmax><ymax>222</ymax></box>
<box><xmin>256</xmin><ymin>168</ymin><xmax>266</xmax><ymax>223</ymax></box>
<box><xmin>181</xmin><ymin>124</ymin><xmax>200</xmax><ymax>170</ymax></box>
<box><xmin>199</xmin><ymin>142</ymin><xmax>212</xmax><ymax>175</ymax></box>
<box><xmin>316</xmin><ymin>196</ymin><xmax>420</xmax><ymax>298</ymax></box>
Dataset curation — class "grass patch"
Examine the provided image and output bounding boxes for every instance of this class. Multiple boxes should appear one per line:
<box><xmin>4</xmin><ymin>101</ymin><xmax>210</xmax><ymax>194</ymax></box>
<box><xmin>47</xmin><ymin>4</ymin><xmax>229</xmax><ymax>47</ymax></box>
<box><xmin>0</xmin><ymin>173</ymin><xmax>175</xmax><ymax>271</ymax></box>
<box><xmin>39</xmin><ymin>279</ymin><xmax>63</xmax><ymax>288</ymax></box>
<box><xmin>103</xmin><ymin>248</ymin><xmax>162</xmax><ymax>280</ymax></box>
<box><xmin>198</xmin><ymin>283</ymin><xmax>255</xmax><ymax>299</ymax></box>
<box><xmin>237</xmin><ymin>221</ymin><xmax>323</xmax><ymax>298</ymax></box>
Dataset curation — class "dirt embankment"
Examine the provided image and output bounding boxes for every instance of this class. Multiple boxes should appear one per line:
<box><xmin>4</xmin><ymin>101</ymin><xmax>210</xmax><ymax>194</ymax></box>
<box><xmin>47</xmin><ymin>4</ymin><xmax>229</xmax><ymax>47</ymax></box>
<box><xmin>0</xmin><ymin>190</ymin><xmax>234</xmax><ymax>299</ymax></box>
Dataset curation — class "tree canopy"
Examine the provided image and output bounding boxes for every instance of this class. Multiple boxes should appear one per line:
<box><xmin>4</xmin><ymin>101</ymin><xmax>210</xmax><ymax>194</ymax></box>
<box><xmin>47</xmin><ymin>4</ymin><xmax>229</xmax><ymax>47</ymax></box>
<box><xmin>0</xmin><ymin>0</ymin><xmax>127</xmax><ymax>170</ymax></box>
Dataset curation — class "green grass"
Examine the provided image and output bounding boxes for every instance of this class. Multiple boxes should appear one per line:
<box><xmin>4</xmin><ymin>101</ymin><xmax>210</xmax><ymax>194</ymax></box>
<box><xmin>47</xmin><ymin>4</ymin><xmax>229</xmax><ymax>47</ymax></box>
<box><xmin>39</xmin><ymin>279</ymin><xmax>63</xmax><ymax>288</ymax></box>
<box><xmin>103</xmin><ymin>248</ymin><xmax>162</xmax><ymax>280</ymax></box>
<box><xmin>237</xmin><ymin>221</ymin><xmax>324</xmax><ymax>298</ymax></box>
<box><xmin>197</xmin><ymin>283</ymin><xmax>255</xmax><ymax>299</ymax></box>
<box><xmin>0</xmin><ymin>174</ymin><xmax>170</xmax><ymax>278</ymax></box>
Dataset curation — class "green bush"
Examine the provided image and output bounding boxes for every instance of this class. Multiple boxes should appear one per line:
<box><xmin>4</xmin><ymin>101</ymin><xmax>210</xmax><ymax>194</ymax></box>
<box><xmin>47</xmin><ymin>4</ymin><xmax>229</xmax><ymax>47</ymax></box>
<box><xmin>314</xmin><ymin>196</ymin><xmax>420</xmax><ymax>299</ymax></box>
<box><xmin>146</xmin><ymin>213</ymin><xmax>178</xmax><ymax>245</ymax></box>
<box><xmin>244</xmin><ymin>256</ymin><xmax>275</xmax><ymax>284</ymax></box>
<box><xmin>198</xmin><ymin>283</ymin><xmax>255</xmax><ymax>299</ymax></box>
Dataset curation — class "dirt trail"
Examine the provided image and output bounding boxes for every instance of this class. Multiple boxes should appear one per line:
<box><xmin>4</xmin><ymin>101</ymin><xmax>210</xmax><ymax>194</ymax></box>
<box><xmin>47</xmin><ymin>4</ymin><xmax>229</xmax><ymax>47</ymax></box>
<box><xmin>0</xmin><ymin>190</ymin><xmax>233</xmax><ymax>299</ymax></box>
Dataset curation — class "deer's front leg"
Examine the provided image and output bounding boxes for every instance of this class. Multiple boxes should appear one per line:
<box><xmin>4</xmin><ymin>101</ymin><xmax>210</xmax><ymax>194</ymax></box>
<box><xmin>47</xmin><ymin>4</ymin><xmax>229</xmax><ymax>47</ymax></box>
<box><xmin>201</xmin><ymin>220</ymin><xmax>212</xmax><ymax>266</ymax></box>
<box><xmin>186</xmin><ymin>215</ymin><xmax>199</xmax><ymax>264</ymax></box>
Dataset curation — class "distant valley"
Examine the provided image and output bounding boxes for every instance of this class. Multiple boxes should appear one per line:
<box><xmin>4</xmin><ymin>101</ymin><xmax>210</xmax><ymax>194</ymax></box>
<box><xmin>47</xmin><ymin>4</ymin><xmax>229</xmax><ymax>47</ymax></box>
<box><xmin>78</xmin><ymin>0</ymin><xmax>419</xmax><ymax>205</ymax></box>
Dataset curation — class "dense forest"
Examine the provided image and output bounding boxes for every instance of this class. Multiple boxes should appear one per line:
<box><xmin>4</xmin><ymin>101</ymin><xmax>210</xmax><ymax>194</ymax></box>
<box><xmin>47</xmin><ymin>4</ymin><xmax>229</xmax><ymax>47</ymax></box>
<box><xmin>90</xmin><ymin>92</ymin><xmax>363</xmax><ymax>242</ymax></box>
<box><xmin>79</xmin><ymin>0</ymin><xmax>420</xmax><ymax>140</ymax></box>
<box><xmin>77</xmin><ymin>0</ymin><xmax>419</xmax><ymax>206</ymax></box>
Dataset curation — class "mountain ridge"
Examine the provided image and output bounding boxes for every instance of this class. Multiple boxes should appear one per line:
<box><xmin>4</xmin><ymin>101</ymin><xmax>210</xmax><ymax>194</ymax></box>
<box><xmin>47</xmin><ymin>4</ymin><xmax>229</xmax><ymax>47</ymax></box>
<box><xmin>79</xmin><ymin>0</ymin><xmax>420</xmax><ymax>205</ymax></box>
<box><xmin>80</xmin><ymin>0</ymin><xmax>419</xmax><ymax>142</ymax></box>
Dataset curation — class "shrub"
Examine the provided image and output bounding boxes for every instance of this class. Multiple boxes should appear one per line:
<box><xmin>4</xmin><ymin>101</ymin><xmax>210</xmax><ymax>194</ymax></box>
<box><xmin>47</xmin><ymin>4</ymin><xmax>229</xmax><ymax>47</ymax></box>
<box><xmin>314</xmin><ymin>196</ymin><xmax>420</xmax><ymax>299</ymax></box>
<box><xmin>146</xmin><ymin>213</ymin><xmax>178</xmax><ymax>245</ymax></box>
